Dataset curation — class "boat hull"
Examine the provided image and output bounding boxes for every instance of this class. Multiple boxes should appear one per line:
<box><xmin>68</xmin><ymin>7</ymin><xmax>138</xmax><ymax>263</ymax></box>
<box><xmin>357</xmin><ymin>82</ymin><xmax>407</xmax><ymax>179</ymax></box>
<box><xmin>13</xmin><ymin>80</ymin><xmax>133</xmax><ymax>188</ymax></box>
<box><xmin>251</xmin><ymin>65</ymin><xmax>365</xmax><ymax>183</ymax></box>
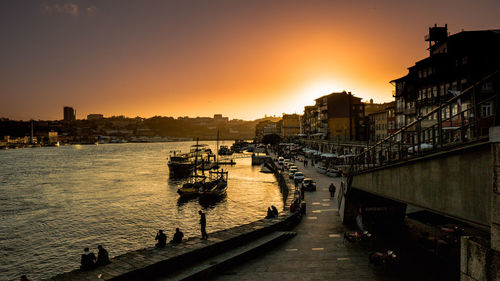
<box><xmin>168</xmin><ymin>162</ymin><xmax>194</xmax><ymax>178</ymax></box>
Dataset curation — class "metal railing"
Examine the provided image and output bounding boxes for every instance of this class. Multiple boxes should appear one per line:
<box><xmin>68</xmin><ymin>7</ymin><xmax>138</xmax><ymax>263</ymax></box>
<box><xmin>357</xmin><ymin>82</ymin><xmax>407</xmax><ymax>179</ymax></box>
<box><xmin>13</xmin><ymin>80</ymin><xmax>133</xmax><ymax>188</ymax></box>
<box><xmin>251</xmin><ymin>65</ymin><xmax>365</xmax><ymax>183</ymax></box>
<box><xmin>350</xmin><ymin>69</ymin><xmax>500</xmax><ymax>175</ymax></box>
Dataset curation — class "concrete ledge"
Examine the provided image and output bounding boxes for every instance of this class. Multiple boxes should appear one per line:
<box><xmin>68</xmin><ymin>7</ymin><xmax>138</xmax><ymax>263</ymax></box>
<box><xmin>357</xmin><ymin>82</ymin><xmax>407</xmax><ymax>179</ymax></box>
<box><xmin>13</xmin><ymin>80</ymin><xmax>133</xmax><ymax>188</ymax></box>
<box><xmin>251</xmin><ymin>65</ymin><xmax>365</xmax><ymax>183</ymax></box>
<box><xmin>44</xmin><ymin>213</ymin><xmax>300</xmax><ymax>281</ymax></box>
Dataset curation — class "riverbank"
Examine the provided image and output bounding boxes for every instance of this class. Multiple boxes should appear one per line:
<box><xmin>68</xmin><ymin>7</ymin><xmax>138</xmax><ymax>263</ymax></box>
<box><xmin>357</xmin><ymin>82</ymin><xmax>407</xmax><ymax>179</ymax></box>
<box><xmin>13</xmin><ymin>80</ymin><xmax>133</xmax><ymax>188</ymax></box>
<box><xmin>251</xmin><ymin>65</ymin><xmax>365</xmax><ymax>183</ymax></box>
<box><xmin>1</xmin><ymin>143</ymin><xmax>284</xmax><ymax>280</ymax></box>
<box><xmin>40</xmin><ymin>154</ymin><xmax>298</xmax><ymax>280</ymax></box>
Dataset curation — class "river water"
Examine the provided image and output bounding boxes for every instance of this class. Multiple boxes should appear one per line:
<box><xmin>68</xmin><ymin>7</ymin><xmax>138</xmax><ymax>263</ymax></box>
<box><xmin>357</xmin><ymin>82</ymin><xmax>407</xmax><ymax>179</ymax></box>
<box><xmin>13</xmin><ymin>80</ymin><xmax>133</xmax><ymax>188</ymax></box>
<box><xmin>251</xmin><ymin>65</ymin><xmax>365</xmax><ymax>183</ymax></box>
<box><xmin>0</xmin><ymin>141</ymin><xmax>283</xmax><ymax>280</ymax></box>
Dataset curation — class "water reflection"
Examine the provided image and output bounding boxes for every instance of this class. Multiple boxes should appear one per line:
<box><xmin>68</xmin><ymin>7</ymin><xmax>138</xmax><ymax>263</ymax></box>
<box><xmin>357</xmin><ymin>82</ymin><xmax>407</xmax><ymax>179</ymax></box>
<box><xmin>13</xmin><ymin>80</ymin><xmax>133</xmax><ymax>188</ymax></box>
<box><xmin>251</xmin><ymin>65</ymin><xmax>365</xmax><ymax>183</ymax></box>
<box><xmin>176</xmin><ymin>195</ymin><xmax>197</xmax><ymax>206</ymax></box>
<box><xmin>0</xmin><ymin>142</ymin><xmax>283</xmax><ymax>280</ymax></box>
<box><xmin>198</xmin><ymin>194</ymin><xmax>227</xmax><ymax>209</ymax></box>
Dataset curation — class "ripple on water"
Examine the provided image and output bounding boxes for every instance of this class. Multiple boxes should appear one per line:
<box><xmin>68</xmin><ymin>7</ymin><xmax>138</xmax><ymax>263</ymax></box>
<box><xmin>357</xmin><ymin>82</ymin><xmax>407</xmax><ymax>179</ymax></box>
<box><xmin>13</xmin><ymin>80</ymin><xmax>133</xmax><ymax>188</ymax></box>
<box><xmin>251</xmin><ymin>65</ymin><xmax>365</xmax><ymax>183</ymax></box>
<box><xmin>0</xmin><ymin>142</ymin><xmax>283</xmax><ymax>281</ymax></box>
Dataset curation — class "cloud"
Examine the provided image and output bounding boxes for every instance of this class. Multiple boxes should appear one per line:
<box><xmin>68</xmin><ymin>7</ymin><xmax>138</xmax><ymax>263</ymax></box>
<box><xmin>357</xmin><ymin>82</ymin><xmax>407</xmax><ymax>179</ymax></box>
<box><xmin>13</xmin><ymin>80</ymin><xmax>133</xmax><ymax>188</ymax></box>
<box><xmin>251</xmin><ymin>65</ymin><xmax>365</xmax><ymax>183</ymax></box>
<box><xmin>86</xmin><ymin>5</ymin><xmax>97</xmax><ymax>16</ymax></box>
<box><xmin>41</xmin><ymin>2</ymin><xmax>79</xmax><ymax>16</ymax></box>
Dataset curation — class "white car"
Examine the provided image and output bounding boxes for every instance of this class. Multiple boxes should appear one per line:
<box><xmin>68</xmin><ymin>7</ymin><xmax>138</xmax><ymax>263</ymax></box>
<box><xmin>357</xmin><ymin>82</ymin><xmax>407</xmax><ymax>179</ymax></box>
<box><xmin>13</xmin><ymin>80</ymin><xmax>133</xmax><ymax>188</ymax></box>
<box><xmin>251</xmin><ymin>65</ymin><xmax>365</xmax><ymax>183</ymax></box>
<box><xmin>293</xmin><ymin>172</ymin><xmax>305</xmax><ymax>182</ymax></box>
<box><xmin>278</xmin><ymin>157</ymin><xmax>284</xmax><ymax>165</ymax></box>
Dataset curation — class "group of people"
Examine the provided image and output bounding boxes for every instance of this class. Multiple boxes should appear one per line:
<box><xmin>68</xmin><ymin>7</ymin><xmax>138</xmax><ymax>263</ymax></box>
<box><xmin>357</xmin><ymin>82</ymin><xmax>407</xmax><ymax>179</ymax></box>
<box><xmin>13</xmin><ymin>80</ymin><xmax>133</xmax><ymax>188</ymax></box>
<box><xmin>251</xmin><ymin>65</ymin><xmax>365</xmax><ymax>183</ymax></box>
<box><xmin>79</xmin><ymin>211</ymin><xmax>209</xmax><ymax>272</ymax></box>
<box><xmin>80</xmin><ymin>245</ymin><xmax>110</xmax><ymax>270</ymax></box>
<box><xmin>155</xmin><ymin>228</ymin><xmax>185</xmax><ymax>247</ymax></box>
<box><xmin>155</xmin><ymin>210</ymin><xmax>207</xmax><ymax>246</ymax></box>
<box><xmin>265</xmin><ymin>205</ymin><xmax>279</xmax><ymax>218</ymax></box>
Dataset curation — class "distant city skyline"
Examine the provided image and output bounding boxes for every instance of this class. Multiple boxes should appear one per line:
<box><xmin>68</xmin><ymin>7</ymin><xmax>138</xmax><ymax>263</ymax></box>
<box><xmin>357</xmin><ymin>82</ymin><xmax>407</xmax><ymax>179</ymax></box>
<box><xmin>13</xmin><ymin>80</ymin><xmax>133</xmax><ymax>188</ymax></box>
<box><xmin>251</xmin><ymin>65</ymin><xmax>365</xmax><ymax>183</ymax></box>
<box><xmin>2</xmin><ymin>0</ymin><xmax>500</xmax><ymax>121</ymax></box>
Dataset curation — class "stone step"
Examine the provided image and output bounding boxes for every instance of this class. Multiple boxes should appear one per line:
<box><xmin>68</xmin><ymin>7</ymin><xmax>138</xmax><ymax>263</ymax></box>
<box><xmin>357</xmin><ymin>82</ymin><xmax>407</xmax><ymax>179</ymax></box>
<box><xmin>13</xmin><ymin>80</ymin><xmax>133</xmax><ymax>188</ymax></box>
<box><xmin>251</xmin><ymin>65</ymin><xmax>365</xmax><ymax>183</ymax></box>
<box><xmin>155</xmin><ymin>231</ymin><xmax>297</xmax><ymax>281</ymax></box>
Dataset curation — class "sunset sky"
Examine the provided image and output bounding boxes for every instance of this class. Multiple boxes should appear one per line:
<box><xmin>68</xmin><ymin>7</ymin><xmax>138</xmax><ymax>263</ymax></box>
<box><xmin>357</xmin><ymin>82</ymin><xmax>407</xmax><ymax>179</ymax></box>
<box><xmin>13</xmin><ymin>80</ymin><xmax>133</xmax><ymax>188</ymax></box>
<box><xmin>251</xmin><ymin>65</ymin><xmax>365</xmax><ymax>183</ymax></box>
<box><xmin>2</xmin><ymin>0</ymin><xmax>500</xmax><ymax>121</ymax></box>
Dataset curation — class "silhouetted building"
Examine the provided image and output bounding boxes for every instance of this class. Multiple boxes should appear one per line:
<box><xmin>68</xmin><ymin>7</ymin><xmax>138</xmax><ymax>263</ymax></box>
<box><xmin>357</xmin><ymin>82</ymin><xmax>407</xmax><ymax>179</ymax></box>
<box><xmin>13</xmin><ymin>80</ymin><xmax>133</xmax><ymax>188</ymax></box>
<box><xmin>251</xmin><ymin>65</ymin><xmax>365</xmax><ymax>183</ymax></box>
<box><xmin>368</xmin><ymin>102</ymin><xmax>395</xmax><ymax>142</ymax></box>
<box><xmin>301</xmin><ymin>105</ymin><xmax>317</xmax><ymax>137</ymax></box>
<box><xmin>87</xmin><ymin>114</ymin><xmax>104</xmax><ymax>120</ymax></box>
<box><xmin>281</xmin><ymin>114</ymin><xmax>301</xmax><ymax>138</ymax></box>
<box><xmin>63</xmin><ymin>107</ymin><xmax>76</xmax><ymax>122</ymax></box>
<box><xmin>255</xmin><ymin>120</ymin><xmax>281</xmax><ymax>141</ymax></box>
<box><xmin>303</xmin><ymin>91</ymin><xmax>365</xmax><ymax>141</ymax></box>
<box><xmin>213</xmin><ymin>114</ymin><xmax>229</xmax><ymax>123</ymax></box>
<box><xmin>391</xmin><ymin>25</ymin><xmax>500</xmax><ymax>136</ymax></box>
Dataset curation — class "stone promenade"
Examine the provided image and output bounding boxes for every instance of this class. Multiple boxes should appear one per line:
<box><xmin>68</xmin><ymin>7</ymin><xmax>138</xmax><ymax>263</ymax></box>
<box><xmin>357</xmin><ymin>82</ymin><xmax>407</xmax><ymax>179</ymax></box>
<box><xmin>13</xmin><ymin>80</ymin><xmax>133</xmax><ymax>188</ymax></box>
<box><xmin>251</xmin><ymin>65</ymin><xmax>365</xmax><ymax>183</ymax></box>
<box><xmin>209</xmin><ymin>157</ymin><xmax>400</xmax><ymax>281</ymax></box>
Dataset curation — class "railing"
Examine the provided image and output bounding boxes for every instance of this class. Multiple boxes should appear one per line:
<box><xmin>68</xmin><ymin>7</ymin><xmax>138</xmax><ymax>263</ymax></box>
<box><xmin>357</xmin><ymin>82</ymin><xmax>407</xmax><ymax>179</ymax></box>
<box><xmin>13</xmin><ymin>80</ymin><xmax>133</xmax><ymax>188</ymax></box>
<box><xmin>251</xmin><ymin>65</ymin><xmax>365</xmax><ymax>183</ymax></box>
<box><xmin>350</xmin><ymin>69</ymin><xmax>500</xmax><ymax>175</ymax></box>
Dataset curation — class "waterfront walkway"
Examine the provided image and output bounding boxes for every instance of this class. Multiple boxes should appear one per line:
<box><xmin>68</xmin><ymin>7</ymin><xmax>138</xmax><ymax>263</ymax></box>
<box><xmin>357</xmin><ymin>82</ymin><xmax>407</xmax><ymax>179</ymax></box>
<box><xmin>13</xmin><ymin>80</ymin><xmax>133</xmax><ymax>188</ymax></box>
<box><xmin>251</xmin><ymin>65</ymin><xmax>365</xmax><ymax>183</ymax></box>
<box><xmin>209</xmin><ymin>157</ymin><xmax>399</xmax><ymax>281</ymax></box>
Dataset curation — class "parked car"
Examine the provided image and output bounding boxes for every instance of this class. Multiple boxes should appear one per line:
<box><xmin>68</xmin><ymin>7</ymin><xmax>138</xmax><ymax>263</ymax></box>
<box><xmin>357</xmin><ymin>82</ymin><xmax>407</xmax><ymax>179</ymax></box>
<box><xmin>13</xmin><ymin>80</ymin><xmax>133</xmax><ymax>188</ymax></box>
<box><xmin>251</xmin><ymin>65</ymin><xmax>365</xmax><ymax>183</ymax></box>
<box><xmin>302</xmin><ymin>178</ymin><xmax>316</xmax><ymax>191</ymax></box>
<box><xmin>289</xmin><ymin>167</ymin><xmax>298</xmax><ymax>178</ymax></box>
<box><xmin>293</xmin><ymin>172</ymin><xmax>305</xmax><ymax>183</ymax></box>
<box><xmin>326</xmin><ymin>168</ymin><xmax>341</xmax><ymax>177</ymax></box>
<box><xmin>278</xmin><ymin>157</ymin><xmax>284</xmax><ymax>165</ymax></box>
<box><xmin>288</xmin><ymin>165</ymin><xmax>298</xmax><ymax>171</ymax></box>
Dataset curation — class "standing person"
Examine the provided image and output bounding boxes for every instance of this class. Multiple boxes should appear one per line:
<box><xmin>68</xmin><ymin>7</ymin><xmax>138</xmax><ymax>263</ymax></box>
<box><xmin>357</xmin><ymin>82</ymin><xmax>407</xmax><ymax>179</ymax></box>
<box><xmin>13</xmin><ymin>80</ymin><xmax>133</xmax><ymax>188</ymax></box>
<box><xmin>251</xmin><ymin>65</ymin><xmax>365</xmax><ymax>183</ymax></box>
<box><xmin>155</xmin><ymin>230</ymin><xmax>167</xmax><ymax>247</ymax></box>
<box><xmin>199</xmin><ymin>210</ymin><xmax>208</xmax><ymax>239</ymax></box>
<box><xmin>329</xmin><ymin>183</ymin><xmax>336</xmax><ymax>198</ymax></box>
<box><xmin>80</xmin><ymin>247</ymin><xmax>96</xmax><ymax>270</ymax></box>
<box><xmin>96</xmin><ymin>245</ymin><xmax>110</xmax><ymax>266</ymax></box>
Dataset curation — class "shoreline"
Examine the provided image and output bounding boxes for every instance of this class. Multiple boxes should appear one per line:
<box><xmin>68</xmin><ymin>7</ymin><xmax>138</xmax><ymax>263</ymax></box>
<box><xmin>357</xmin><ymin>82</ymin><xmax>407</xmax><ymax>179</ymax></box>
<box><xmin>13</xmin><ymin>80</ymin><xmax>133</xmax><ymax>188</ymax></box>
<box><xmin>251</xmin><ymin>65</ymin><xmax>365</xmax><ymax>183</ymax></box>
<box><xmin>42</xmin><ymin>154</ymin><xmax>300</xmax><ymax>281</ymax></box>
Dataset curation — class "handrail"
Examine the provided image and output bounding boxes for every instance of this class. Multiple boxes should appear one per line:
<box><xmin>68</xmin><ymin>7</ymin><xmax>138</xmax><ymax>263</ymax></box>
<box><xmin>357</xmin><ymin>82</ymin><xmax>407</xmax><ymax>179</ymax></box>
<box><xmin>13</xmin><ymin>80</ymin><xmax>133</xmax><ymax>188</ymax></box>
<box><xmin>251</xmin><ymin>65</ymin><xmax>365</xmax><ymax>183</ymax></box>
<box><xmin>349</xmin><ymin>68</ymin><xmax>500</xmax><ymax>175</ymax></box>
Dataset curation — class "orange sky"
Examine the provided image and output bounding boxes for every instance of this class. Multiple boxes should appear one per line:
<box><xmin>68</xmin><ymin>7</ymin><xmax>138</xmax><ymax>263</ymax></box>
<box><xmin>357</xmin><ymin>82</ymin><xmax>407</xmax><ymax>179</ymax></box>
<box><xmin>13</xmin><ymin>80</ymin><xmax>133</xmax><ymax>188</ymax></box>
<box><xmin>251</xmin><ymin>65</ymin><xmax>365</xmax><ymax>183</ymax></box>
<box><xmin>2</xmin><ymin>0</ymin><xmax>500</xmax><ymax>120</ymax></box>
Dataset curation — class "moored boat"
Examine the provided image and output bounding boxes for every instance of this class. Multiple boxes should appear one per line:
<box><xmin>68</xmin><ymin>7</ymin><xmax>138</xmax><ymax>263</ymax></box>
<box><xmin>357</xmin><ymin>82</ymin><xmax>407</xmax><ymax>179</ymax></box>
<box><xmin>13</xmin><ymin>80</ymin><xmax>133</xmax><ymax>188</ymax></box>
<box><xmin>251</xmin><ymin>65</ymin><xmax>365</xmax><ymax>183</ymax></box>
<box><xmin>198</xmin><ymin>170</ymin><xmax>228</xmax><ymax>198</ymax></box>
<box><xmin>177</xmin><ymin>175</ymin><xmax>207</xmax><ymax>198</ymax></box>
<box><xmin>167</xmin><ymin>144</ymin><xmax>215</xmax><ymax>178</ymax></box>
<box><xmin>218</xmin><ymin>145</ymin><xmax>233</xmax><ymax>156</ymax></box>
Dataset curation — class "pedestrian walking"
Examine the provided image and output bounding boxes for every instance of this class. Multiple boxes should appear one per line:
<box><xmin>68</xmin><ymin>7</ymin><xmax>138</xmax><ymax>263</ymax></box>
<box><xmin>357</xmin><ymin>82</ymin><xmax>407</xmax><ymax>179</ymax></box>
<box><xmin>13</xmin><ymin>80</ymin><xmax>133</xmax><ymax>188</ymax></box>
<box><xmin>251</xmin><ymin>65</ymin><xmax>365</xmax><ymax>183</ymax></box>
<box><xmin>329</xmin><ymin>183</ymin><xmax>336</xmax><ymax>198</ymax></box>
<box><xmin>199</xmin><ymin>210</ymin><xmax>208</xmax><ymax>239</ymax></box>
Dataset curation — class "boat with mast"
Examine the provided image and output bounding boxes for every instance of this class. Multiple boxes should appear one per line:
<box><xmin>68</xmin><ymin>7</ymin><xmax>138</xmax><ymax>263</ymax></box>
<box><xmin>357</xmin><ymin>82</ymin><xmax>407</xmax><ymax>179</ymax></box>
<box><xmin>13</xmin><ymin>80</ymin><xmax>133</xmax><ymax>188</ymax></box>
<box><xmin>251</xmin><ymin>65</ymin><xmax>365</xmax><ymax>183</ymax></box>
<box><xmin>177</xmin><ymin>133</ymin><xmax>229</xmax><ymax>198</ymax></box>
<box><xmin>177</xmin><ymin>139</ymin><xmax>207</xmax><ymax>197</ymax></box>
<box><xmin>199</xmin><ymin>131</ymin><xmax>228</xmax><ymax>198</ymax></box>
<box><xmin>168</xmin><ymin>143</ymin><xmax>215</xmax><ymax>178</ymax></box>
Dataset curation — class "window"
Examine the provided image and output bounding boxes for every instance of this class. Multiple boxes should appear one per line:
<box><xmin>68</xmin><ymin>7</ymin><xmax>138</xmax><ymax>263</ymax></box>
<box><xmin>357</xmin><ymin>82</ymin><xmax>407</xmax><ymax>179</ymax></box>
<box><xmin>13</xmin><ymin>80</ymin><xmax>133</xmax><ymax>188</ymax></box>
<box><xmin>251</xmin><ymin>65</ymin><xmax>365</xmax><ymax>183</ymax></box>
<box><xmin>481</xmin><ymin>103</ymin><xmax>492</xmax><ymax>117</ymax></box>
<box><xmin>452</xmin><ymin>104</ymin><xmax>458</xmax><ymax>116</ymax></box>
<box><xmin>482</xmin><ymin>82</ymin><xmax>493</xmax><ymax>93</ymax></box>
<box><xmin>433</xmin><ymin>86</ymin><xmax>438</xmax><ymax>97</ymax></box>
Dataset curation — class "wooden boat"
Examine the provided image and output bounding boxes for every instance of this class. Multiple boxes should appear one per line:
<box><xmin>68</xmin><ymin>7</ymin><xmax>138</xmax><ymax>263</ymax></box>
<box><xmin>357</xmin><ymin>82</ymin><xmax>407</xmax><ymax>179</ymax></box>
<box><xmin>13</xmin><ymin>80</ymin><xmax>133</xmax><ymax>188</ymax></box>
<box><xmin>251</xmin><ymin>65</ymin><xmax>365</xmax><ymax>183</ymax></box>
<box><xmin>198</xmin><ymin>170</ymin><xmax>228</xmax><ymax>198</ymax></box>
<box><xmin>177</xmin><ymin>175</ymin><xmax>206</xmax><ymax>198</ymax></box>
<box><xmin>168</xmin><ymin>144</ymin><xmax>215</xmax><ymax>178</ymax></box>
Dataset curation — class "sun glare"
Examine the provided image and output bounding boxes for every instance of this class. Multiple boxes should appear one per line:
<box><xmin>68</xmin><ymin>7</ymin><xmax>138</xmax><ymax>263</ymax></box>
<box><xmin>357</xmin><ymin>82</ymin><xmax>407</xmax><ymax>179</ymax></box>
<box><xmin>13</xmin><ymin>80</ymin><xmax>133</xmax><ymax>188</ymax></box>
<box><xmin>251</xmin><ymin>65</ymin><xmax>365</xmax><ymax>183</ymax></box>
<box><xmin>294</xmin><ymin>79</ymin><xmax>346</xmax><ymax>107</ymax></box>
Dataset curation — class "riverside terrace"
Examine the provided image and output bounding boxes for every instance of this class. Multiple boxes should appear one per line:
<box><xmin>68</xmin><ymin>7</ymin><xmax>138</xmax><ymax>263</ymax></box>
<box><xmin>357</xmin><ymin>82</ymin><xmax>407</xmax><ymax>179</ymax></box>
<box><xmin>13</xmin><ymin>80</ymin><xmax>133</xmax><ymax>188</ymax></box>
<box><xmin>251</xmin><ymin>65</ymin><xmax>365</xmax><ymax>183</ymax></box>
<box><xmin>44</xmin><ymin>154</ymin><xmax>457</xmax><ymax>281</ymax></box>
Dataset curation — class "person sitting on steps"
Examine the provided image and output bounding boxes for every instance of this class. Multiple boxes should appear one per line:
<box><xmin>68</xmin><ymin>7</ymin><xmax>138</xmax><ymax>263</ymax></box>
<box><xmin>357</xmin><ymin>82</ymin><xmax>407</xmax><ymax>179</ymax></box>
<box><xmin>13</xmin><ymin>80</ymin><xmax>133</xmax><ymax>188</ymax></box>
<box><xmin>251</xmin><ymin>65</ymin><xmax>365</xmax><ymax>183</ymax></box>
<box><xmin>170</xmin><ymin>228</ymin><xmax>184</xmax><ymax>244</ymax></box>
<box><xmin>155</xmin><ymin>230</ymin><xmax>167</xmax><ymax>247</ymax></box>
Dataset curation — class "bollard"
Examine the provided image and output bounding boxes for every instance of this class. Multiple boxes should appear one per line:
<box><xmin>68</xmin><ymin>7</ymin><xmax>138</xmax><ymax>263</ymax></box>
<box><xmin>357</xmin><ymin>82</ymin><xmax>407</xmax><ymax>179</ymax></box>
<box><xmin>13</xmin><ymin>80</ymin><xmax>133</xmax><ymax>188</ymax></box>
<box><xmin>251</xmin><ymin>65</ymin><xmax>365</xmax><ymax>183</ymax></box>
<box><xmin>300</xmin><ymin>202</ymin><xmax>306</xmax><ymax>215</ymax></box>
